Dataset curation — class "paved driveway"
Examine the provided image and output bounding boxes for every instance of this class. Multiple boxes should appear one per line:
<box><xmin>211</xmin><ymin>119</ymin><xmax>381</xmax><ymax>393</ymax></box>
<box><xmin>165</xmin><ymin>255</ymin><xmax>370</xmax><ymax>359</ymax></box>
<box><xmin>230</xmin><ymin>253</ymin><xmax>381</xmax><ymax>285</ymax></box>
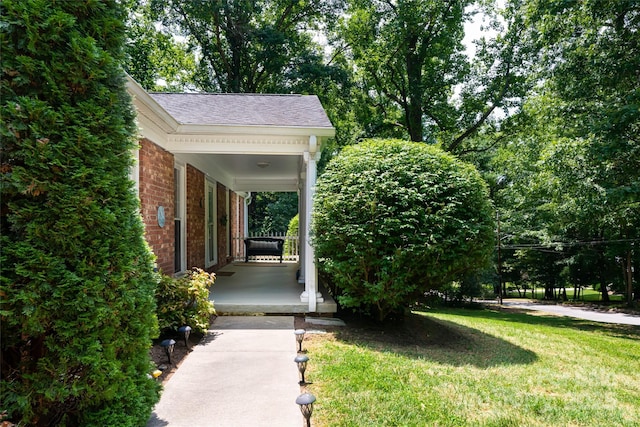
<box><xmin>494</xmin><ymin>300</ymin><xmax>640</xmax><ymax>326</ymax></box>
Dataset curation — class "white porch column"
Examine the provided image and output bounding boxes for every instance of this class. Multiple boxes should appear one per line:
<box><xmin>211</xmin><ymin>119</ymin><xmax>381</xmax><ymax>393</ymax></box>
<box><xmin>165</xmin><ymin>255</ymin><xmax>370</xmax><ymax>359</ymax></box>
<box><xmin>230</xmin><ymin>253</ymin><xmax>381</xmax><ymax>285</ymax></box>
<box><xmin>300</xmin><ymin>136</ymin><xmax>323</xmax><ymax>312</ymax></box>
<box><xmin>297</xmin><ymin>176</ymin><xmax>306</xmax><ymax>284</ymax></box>
<box><xmin>244</xmin><ymin>192</ymin><xmax>250</xmax><ymax>237</ymax></box>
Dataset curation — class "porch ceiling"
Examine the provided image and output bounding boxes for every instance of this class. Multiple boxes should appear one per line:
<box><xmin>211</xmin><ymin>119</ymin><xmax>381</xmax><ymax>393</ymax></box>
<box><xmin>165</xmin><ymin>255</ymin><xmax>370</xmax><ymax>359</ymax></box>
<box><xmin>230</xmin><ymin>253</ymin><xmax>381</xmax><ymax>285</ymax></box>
<box><xmin>177</xmin><ymin>152</ymin><xmax>302</xmax><ymax>192</ymax></box>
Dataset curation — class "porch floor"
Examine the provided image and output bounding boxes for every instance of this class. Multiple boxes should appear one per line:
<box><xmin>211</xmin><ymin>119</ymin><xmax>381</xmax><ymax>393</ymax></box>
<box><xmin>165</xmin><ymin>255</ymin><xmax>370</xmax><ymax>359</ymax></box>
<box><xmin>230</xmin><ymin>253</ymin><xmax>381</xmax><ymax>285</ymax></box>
<box><xmin>210</xmin><ymin>261</ymin><xmax>337</xmax><ymax>314</ymax></box>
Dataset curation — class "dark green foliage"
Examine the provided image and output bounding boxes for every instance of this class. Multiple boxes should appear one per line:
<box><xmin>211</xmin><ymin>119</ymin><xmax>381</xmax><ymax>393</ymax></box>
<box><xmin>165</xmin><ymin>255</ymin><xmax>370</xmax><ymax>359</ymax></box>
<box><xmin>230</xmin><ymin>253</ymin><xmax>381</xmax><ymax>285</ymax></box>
<box><xmin>145</xmin><ymin>0</ymin><xmax>344</xmax><ymax>94</ymax></box>
<box><xmin>248</xmin><ymin>192</ymin><xmax>298</xmax><ymax>235</ymax></box>
<box><xmin>156</xmin><ymin>268</ymin><xmax>216</xmax><ymax>334</ymax></box>
<box><xmin>312</xmin><ymin>139</ymin><xmax>495</xmax><ymax>321</ymax></box>
<box><xmin>123</xmin><ymin>1</ymin><xmax>197</xmax><ymax>92</ymax></box>
<box><xmin>335</xmin><ymin>0</ymin><xmax>534</xmax><ymax>150</ymax></box>
<box><xmin>1</xmin><ymin>1</ymin><xmax>160</xmax><ymax>425</ymax></box>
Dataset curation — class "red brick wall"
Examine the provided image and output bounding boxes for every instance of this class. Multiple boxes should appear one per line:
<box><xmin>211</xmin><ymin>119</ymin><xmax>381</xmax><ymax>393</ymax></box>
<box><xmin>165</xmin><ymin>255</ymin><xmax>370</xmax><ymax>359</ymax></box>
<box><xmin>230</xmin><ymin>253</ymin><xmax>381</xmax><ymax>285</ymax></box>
<box><xmin>138</xmin><ymin>138</ymin><xmax>174</xmax><ymax>275</ymax></box>
<box><xmin>138</xmin><ymin>138</ymin><xmax>244</xmax><ymax>274</ymax></box>
<box><xmin>187</xmin><ymin>164</ymin><xmax>205</xmax><ymax>270</ymax></box>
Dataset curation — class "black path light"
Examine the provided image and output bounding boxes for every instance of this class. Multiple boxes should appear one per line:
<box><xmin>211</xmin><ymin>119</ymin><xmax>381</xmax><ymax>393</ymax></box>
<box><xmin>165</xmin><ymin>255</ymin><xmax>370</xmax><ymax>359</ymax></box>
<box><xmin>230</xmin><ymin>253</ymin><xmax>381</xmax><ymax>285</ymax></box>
<box><xmin>296</xmin><ymin>392</ymin><xmax>316</xmax><ymax>427</ymax></box>
<box><xmin>294</xmin><ymin>329</ymin><xmax>306</xmax><ymax>353</ymax></box>
<box><xmin>294</xmin><ymin>354</ymin><xmax>310</xmax><ymax>385</ymax></box>
<box><xmin>160</xmin><ymin>339</ymin><xmax>176</xmax><ymax>365</ymax></box>
<box><xmin>178</xmin><ymin>325</ymin><xmax>192</xmax><ymax>350</ymax></box>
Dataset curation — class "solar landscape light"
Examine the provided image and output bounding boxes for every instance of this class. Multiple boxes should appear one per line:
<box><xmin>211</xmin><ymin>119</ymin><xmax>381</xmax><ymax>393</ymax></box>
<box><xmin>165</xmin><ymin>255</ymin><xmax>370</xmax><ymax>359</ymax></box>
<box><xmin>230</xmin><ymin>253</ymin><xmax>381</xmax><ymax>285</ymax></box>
<box><xmin>160</xmin><ymin>339</ymin><xmax>176</xmax><ymax>365</ymax></box>
<box><xmin>295</xmin><ymin>392</ymin><xmax>316</xmax><ymax>427</ymax></box>
<box><xmin>178</xmin><ymin>325</ymin><xmax>192</xmax><ymax>350</ymax></box>
<box><xmin>294</xmin><ymin>329</ymin><xmax>306</xmax><ymax>352</ymax></box>
<box><xmin>294</xmin><ymin>354</ymin><xmax>310</xmax><ymax>385</ymax></box>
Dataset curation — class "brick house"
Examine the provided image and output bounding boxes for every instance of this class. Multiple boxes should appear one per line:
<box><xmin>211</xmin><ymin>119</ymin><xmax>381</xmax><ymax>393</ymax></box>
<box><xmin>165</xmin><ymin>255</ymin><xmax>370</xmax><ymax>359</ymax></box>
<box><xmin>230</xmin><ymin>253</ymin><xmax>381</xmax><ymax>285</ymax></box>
<box><xmin>126</xmin><ymin>76</ymin><xmax>334</xmax><ymax>312</ymax></box>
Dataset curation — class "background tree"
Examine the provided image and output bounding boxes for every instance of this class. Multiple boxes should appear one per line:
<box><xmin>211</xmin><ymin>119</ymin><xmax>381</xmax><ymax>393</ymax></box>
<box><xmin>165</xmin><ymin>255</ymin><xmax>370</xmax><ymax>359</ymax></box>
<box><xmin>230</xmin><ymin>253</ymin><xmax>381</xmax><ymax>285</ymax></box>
<box><xmin>485</xmin><ymin>0</ymin><xmax>640</xmax><ymax>304</ymax></box>
<box><xmin>491</xmin><ymin>85</ymin><xmax>638</xmax><ymax>304</ymax></box>
<box><xmin>333</xmin><ymin>0</ymin><xmax>533</xmax><ymax>151</ymax></box>
<box><xmin>144</xmin><ymin>0</ymin><xmax>345</xmax><ymax>93</ymax></box>
<box><xmin>1</xmin><ymin>1</ymin><xmax>160</xmax><ymax>424</ymax></box>
<box><xmin>248</xmin><ymin>192</ymin><xmax>298</xmax><ymax>235</ymax></box>
<box><xmin>312</xmin><ymin>139</ymin><xmax>494</xmax><ymax>321</ymax></box>
<box><xmin>124</xmin><ymin>1</ymin><xmax>197</xmax><ymax>91</ymax></box>
<box><xmin>526</xmin><ymin>0</ymin><xmax>640</xmax><ymax>304</ymax></box>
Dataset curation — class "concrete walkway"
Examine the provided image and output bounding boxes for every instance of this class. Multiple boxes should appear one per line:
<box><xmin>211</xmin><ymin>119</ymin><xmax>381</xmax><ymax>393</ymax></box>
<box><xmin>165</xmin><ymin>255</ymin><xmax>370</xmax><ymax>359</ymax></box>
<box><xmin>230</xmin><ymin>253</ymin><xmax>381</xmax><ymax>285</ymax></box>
<box><xmin>147</xmin><ymin>316</ymin><xmax>302</xmax><ymax>427</ymax></box>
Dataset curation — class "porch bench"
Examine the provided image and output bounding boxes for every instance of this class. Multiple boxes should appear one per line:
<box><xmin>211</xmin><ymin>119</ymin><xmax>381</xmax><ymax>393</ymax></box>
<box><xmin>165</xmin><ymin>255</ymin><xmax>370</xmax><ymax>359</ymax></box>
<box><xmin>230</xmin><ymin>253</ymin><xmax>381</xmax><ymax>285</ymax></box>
<box><xmin>244</xmin><ymin>237</ymin><xmax>284</xmax><ymax>263</ymax></box>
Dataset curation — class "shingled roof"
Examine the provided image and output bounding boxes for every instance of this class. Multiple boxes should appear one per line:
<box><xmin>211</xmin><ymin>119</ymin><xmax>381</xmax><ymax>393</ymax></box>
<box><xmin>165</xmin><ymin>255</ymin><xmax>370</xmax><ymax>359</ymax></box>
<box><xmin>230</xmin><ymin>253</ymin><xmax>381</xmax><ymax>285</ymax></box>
<box><xmin>149</xmin><ymin>92</ymin><xmax>333</xmax><ymax>129</ymax></box>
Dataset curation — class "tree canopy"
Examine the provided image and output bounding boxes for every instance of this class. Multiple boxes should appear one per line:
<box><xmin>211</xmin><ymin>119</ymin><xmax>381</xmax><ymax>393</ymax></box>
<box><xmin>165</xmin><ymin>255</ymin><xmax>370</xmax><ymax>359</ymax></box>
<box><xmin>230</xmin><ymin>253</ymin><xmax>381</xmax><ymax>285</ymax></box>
<box><xmin>333</xmin><ymin>0</ymin><xmax>533</xmax><ymax>151</ymax></box>
<box><xmin>487</xmin><ymin>0</ymin><xmax>640</xmax><ymax>302</ymax></box>
<box><xmin>132</xmin><ymin>0</ymin><xmax>344</xmax><ymax>93</ymax></box>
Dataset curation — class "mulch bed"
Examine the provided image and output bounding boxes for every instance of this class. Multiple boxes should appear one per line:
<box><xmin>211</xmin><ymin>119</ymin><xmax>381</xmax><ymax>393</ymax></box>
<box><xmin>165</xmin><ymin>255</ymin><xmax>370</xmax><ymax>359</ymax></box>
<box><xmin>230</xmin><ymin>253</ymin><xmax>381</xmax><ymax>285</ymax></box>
<box><xmin>150</xmin><ymin>324</ymin><xmax>214</xmax><ymax>385</ymax></box>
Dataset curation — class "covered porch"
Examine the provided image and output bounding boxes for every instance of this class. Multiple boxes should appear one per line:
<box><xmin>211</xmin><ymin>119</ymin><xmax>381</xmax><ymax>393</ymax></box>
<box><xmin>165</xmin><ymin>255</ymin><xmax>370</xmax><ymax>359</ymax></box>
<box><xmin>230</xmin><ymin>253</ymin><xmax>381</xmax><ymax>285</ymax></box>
<box><xmin>210</xmin><ymin>261</ymin><xmax>337</xmax><ymax>314</ymax></box>
<box><xmin>127</xmin><ymin>75</ymin><xmax>335</xmax><ymax>314</ymax></box>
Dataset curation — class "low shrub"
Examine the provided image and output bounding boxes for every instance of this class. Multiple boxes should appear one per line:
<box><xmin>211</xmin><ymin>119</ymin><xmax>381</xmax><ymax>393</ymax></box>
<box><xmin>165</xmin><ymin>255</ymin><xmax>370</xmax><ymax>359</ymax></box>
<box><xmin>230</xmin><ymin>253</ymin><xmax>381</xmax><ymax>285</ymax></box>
<box><xmin>156</xmin><ymin>268</ymin><xmax>216</xmax><ymax>334</ymax></box>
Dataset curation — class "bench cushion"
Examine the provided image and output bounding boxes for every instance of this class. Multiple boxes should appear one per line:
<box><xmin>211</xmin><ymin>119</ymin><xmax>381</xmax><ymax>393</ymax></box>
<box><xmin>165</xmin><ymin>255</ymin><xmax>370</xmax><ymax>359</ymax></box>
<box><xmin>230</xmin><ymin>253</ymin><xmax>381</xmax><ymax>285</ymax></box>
<box><xmin>247</xmin><ymin>240</ymin><xmax>280</xmax><ymax>250</ymax></box>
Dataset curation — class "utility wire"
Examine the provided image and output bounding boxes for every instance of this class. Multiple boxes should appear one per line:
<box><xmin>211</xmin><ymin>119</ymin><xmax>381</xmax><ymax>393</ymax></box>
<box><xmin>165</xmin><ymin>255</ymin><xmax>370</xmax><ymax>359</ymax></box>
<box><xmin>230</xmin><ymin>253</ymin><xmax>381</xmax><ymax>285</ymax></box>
<box><xmin>501</xmin><ymin>238</ymin><xmax>639</xmax><ymax>250</ymax></box>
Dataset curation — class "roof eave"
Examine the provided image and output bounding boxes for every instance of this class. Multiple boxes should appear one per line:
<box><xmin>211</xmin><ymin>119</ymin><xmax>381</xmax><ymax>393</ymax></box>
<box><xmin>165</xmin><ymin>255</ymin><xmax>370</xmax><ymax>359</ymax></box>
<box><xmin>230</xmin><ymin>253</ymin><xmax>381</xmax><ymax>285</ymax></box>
<box><xmin>126</xmin><ymin>74</ymin><xmax>180</xmax><ymax>133</ymax></box>
<box><xmin>177</xmin><ymin>123</ymin><xmax>335</xmax><ymax>138</ymax></box>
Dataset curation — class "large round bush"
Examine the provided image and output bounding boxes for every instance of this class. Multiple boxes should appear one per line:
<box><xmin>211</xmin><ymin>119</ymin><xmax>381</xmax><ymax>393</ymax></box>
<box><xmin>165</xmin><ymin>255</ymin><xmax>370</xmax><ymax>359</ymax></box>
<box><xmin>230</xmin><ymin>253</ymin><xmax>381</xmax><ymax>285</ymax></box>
<box><xmin>312</xmin><ymin>139</ymin><xmax>495</xmax><ymax>321</ymax></box>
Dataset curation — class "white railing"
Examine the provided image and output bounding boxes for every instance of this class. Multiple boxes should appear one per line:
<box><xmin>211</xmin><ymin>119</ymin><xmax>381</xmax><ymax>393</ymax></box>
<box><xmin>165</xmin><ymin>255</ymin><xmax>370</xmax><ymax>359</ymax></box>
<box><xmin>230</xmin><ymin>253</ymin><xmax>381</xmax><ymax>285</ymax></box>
<box><xmin>232</xmin><ymin>232</ymin><xmax>300</xmax><ymax>262</ymax></box>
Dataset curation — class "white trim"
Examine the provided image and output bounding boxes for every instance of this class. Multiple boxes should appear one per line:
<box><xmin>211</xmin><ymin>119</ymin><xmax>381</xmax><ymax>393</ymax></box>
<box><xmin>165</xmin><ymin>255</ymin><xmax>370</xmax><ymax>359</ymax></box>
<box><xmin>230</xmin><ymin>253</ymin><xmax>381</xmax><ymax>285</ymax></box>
<box><xmin>165</xmin><ymin>135</ymin><xmax>315</xmax><ymax>155</ymax></box>
<box><xmin>126</xmin><ymin>76</ymin><xmax>179</xmax><ymax>131</ymax></box>
<box><xmin>205</xmin><ymin>179</ymin><xmax>218</xmax><ymax>268</ymax></box>
<box><xmin>244</xmin><ymin>193</ymin><xmax>250</xmax><ymax>238</ymax></box>
<box><xmin>233</xmin><ymin>178</ymin><xmax>299</xmax><ymax>192</ymax></box>
<box><xmin>225</xmin><ymin>189</ymin><xmax>231</xmax><ymax>256</ymax></box>
<box><xmin>177</xmin><ymin>123</ymin><xmax>335</xmax><ymax>138</ymax></box>
<box><xmin>298</xmin><ymin>176</ymin><xmax>306</xmax><ymax>284</ymax></box>
<box><xmin>174</xmin><ymin>162</ymin><xmax>187</xmax><ymax>274</ymax></box>
<box><xmin>126</xmin><ymin>75</ymin><xmax>177</xmax><ymax>149</ymax></box>
<box><xmin>302</xmin><ymin>142</ymin><xmax>323</xmax><ymax>312</ymax></box>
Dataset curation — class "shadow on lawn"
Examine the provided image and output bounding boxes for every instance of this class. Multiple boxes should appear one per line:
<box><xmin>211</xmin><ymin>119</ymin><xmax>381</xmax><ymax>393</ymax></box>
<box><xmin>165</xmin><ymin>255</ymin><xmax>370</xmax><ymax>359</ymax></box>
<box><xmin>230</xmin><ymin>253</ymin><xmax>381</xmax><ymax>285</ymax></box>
<box><xmin>331</xmin><ymin>311</ymin><xmax>538</xmax><ymax>368</ymax></box>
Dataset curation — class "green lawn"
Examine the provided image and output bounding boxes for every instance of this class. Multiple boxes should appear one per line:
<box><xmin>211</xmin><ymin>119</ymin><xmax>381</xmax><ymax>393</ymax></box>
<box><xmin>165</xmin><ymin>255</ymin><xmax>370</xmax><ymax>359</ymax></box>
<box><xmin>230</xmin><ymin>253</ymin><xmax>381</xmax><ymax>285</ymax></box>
<box><xmin>304</xmin><ymin>308</ymin><xmax>640</xmax><ymax>427</ymax></box>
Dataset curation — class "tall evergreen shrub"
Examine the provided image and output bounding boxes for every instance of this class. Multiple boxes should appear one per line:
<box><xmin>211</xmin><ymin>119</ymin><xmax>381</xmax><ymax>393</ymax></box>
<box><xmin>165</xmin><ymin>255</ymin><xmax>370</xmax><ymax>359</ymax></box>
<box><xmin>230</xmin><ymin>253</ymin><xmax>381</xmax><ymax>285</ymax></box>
<box><xmin>312</xmin><ymin>139</ymin><xmax>495</xmax><ymax>321</ymax></box>
<box><xmin>1</xmin><ymin>1</ymin><xmax>160</xmax><ymax>425</ymax></box>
